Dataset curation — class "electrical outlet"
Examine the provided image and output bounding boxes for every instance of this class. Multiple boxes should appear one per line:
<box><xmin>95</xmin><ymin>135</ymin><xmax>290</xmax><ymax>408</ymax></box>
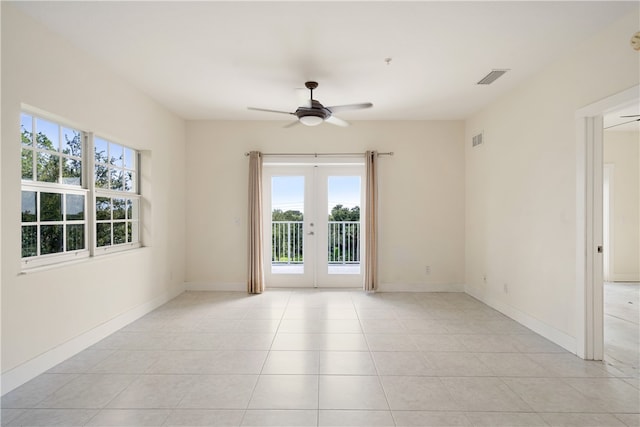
<box><xmin>503</xmin><ymin>283</ymin><xmax>508</xmax><ymax>293</ymax></box>
<box><xmin>425</xmin><ymin>265</ymin><xmax>431</xmax><ymax>275</ymax></box>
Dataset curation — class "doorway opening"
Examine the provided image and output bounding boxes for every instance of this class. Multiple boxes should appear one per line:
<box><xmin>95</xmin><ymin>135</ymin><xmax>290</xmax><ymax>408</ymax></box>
<box><xmin>263</xmin><ymin>162</ymin><xmax>365</xmax><ymax>288</ymax></box>
<box><xmin>602</xmin><ymin>111</ymin><xmax>639</xmax><ymax>376</ymax></box>
<box><xmin>576</xmin><ymin>84</ymin><xmax>639</xmax><ymax>365</ymax></box>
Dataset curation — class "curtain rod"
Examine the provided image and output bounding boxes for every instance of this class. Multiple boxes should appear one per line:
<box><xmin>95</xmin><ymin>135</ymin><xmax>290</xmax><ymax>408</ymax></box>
<box><xmin>244</xmin><ymin>151</ymin><xmax>394</xmax><ymax>157</ymax></box>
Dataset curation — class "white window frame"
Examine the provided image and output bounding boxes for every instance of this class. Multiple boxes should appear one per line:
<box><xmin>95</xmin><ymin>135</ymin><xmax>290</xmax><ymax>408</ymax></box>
<box><xmin>21</xmin><ymin>185</ymin><xmax>90</xmax><ymax>269</ymax></box>
<box><xmin>20</xmin><ymin>107</ymin><xmax>142</xmax><ymax>269</ymax></box>
<box><xmin>91</xmin><ymin>135</ymin><xmax>141</xmax><ymax>255</ymax></box>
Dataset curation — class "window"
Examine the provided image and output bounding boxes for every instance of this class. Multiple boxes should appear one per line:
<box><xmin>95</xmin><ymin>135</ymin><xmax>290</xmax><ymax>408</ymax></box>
<box><xmin>21</xmin><ymin>189</ymin><xmax>87</xmax><ymax>258</ymax></box>
<box><xmin>21</xmin><ymin>113</ymin><xmax>82</xmax><ymax>185</ymax></box>
<box><xmin>93</xmin><ymin>137</ymin><xmax>140</xmax><ymax>252</ymax></box>
<box><xmin>94</xmin><ymin>137</ymin><xmax>136</xmax><ymax>192</ymax></box>
<box><xmin>21</xmin><ymin>112</ymin><xmax>88</xmax><ymax>267</ymax></box>
<box><xmin>20</xmin><ymin>110</ymin><xmax>141</xmax><ymax>268</ymax></box>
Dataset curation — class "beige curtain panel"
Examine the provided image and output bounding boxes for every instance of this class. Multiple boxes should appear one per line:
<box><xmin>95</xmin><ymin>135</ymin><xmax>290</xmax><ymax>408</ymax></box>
<box><xmin>247</xmin><ymin>151</ymin><xmax>265</xmax><ymax>294</ymax></box>
<box><xmin>364</xmin><ymin>150</ymin><xmax>379</xmax><ymax>291</ymax></box>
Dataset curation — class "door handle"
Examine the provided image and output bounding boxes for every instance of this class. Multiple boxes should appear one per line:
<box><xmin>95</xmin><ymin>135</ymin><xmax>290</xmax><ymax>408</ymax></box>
<box><xmin>307</xmin><ymin>231</ymin><xmax>315</xmax><ymax>236</ymax></box>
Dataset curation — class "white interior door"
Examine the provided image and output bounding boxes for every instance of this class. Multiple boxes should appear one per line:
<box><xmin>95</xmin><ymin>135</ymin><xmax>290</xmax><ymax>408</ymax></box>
<box><xmin>263</xmin><ymin>162</ymin><xmax>364</xmax><ymax>288</ymax></box>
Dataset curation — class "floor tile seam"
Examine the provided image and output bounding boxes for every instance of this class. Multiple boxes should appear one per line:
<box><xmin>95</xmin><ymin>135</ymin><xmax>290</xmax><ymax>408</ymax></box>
<box><xmin>560</xmin><ymin>376</ymin><xmax>639</xmax><ymax>413</ymax></box>
<box><xmin>494</xmin><ymin>375</ymin><xmax>558</xmax><ymax>415</ymax></box>
<box><xmin>1</xmin><ymin>373</ymin><xmax>83</xmax><ymax>412</ymax></box>
<box><xmin>84</xmin><ymin>407</ymin><xmax>172</xmax><ymax>426</ymax></box>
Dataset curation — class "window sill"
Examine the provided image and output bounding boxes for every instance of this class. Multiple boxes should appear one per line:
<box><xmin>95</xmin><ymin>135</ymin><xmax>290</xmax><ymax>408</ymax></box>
<box><xmin>20</xmin><ymin>245</ymin><xmax>146</xmax><ymax>275</ymax></box>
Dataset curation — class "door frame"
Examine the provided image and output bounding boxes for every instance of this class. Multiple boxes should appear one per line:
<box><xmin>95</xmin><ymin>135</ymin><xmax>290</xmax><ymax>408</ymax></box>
<box><xmin>262</xmin><ymin>157</ymin><xmax>365</xmax><ymax>288</ymax></box>
<box><xmin>263</xmin><ymin>165</ymin><xmax>316</xmax><ymax>287</ymax></box>
<box><xmin>602</xmin><ymin>164</ymin><xmax>614</xmax><ymax>283</ymax></box>
<box><xmin>575</xmin><ymin>84</ymin><xmax>639</xmax><ymax>360</ymax></box>
<box><xmin>315</xmin><ymin>165</ymin><xmax>366</xmax><ymax>288</ymax></box>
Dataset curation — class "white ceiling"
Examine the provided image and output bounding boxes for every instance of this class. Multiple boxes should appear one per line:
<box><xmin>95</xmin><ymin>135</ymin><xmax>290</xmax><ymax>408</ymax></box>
<box><xmin>13</xmin><ymin>1</ymin><xmax>639</xmax><ymax>122</ymax></box>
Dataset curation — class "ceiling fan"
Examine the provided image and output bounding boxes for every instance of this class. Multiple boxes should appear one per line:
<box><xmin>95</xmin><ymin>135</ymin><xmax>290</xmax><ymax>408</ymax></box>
<box><xmin>248</xmin><ymin>81</ymin><xmax>372</xmax><ymax>127</ymax></box>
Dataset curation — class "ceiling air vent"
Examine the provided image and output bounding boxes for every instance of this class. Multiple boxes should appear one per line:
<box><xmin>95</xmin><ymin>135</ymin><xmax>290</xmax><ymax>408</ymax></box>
<box><xmin>477</xmin><ymin>69</ymin><xmax>509</xmax><ymax>85</ymax></box>
<box><xmin>472</xmin><ymin>132</ymin><xmax>483</xmax><ymax>147</ymax></box>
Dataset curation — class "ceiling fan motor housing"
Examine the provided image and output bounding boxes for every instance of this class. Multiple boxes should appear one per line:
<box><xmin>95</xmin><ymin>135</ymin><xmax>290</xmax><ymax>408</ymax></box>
<box><xmin>295</xmin><ymin>99</ymin><xmax>332</xmax><ymax>121</ymax></box>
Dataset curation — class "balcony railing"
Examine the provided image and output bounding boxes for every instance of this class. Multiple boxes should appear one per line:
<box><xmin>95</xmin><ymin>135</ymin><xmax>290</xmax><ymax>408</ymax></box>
<box><xmin>271</xmin><ymin>221</ymin><xmax>360</xmax><ymax>265</ymax></box>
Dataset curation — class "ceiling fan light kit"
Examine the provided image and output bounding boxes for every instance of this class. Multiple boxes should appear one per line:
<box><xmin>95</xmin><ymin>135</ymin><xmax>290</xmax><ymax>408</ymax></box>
<box><xmin>248</xmin><ymin>81</ymin><xmax>373</xmax><ymax>128</ymax></box>
<box><xmin>299</xmin><ymin>115</ymin><xmax>324</xmax><ymax>126</ymax></box>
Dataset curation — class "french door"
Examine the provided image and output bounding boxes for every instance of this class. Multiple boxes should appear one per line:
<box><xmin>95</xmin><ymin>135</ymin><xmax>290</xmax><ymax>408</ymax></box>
<box><xmin>263</xmin><ymin>163</ymin><xmax>365</xmax><ymax>288</ymax></box>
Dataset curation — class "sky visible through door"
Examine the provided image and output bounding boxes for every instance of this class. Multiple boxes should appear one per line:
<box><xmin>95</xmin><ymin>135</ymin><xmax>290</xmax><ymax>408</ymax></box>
<box><xmin>271</xmin><ymin>175</ymin><xmax>361</xmax><ymax>214</ymax></box>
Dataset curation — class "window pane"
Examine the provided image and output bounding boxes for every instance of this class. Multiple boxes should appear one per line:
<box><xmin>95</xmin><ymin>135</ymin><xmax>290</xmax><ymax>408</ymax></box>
<box><xmin>22</xmin><ymin>149</ymin><xmax>34</xmax><ymax>180</ymax></box>
<box><xmin>109</xmin><ymin>143</ymin><xmax>123</xmax><ymax>167</ymax></box>
<box><xmin>21</xmin><ymin>113</ymin><xmax>33</xmax><ymax>146</ymax></box>
<box><xmin>62</xmin><ymin>158</ymin><xmax>82</xmax><ymax>186</ymax></box>
<box><xmin>66</xmin><ymin>194</ymin><xmax>84</xmax><ymax>220</ymax></box>
<box><xmin>124</xmin><ymin>171</ymin><xmax>135</xmax><ymax>192</ymax></box>
<box><xmin>22</xmin><ymin>225</ymin><xmax>37</xmax><ymax>257</ymax></box>
<box><xmin>95</xmin><ymin>164</ymin><xmax>109</xmax><ymax>189</ymax></box>
<box><xmin>96</xmin><ymin>223</ymin><xmax>111</xmax><ymax>247</ymax></box>
<box><xmin>37</xmin><ymin>152</ymin><xmax>60</xmax><ymax>183</ymax></box>
<box><xmin>21</xmin><ymin>191</ymin><xmax>37</xmax><ymax>222</ymax></box>
<box><xmin>95</xmin><ymin>137</ymin><xmax>109</xmax><ymax>163</ymax></box>
<box><xmin>35</xmin><ymin>118</ymin><xmax>59</xmax><ymax>151</ymax></box>
<box><xmin>124</xmin><ymin>148</ymin><xmax>135</xmax><ymax>169</ymax></box>
<box><xmin>110</xmin><ymin>168</ymin><xmax>123</xmax><ymax>191</ymax></box>
<box><xmin>66</xmin><ymin>224</ymin><xmax>85</xmax><ymax>251</ymax></box>
<box><xmin>113</xmin><ymin>198</ymin><xmax>126</xmax><ymax>220</ymax></box>
<box><xmin>96</xmin><ymin>197</ymin><xmax>111</xmax><ymax>220</ymax></box>
<box><xmin>129</xmin><ymin>221</ymin><xmax>139</xmax><ymax>244</ymax></box>
<box><xmin>62</xmin><ymin>127</ymin><xmax>82</xmax><ymax>157</ymax></box>
<box><xmin>128</xmin><ymin>199</ymin><xmax>139</xmax><ymax>220</ymax></box>
<box><xmin>40</xmin><ymin>192</ymin><xmax>62</xmax><ymax>221</ymax></box>
<box><xmin>113</xmin><ymin>222</ymin><xmax>126</xmax><ymax>244</ymax></box>
<box><xmin>40</xmin><ymin>224</ymin><xmax>63</xmax><ymax>255</ymax></box>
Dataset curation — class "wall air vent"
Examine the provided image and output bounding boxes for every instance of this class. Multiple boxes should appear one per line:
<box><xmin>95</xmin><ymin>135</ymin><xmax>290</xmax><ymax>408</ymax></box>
<box><xmin>477</xmin><ymin>69</ymin><xmax>509</xmax><ymax>85</ymax></box>
<box><xmin>472</xmin><ymin>132</ymin><xmax>483</xmax><ymax>147</ymax></box>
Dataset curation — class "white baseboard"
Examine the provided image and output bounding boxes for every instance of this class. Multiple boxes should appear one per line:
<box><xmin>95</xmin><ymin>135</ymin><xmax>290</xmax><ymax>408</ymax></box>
<box><xmin>1</xmin><ymin>285</ymin><xmax>185</xmax><ymax>396</ymax></box>
<box><xmin>378</xmin><ymin>283</ymin><xmax>465</xmax><ymax>292</ymax></box>
<box><xmin>464</xmin><ymin>285</ymin><xmax>577</xmax><ymax>354</ymax></box>
<box><xmin>185</xmin><ymin>282</ymin><xmax>465</xmax><ymax>293</ymax></box>
<box><xmin>185</xmin><ymin>281</ymin><xmax>245</xmax><ymax>292</ymax></box>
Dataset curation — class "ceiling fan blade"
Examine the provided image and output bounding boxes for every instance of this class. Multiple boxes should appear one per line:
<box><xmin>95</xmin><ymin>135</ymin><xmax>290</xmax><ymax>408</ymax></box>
<box><xmin>326</xmin><ymin>102</ymin><xmax>373</xmax><ymax>113</ymax></box>
<box><xmin>248</xmin><ymin>107</ymin><xmax>295</xmax><ymax>115</ymax></box>
<box><xmin>620</xmin><ymin>114</ymin><xmax>640</xmax><ymax>118</ymax></box>
<box><xmin>284</xmin><ymin>120</ymin><xmax>301</xmax><ymax>128</ymax></box>
<box><xmin>325</xmin><ymin>116</ymin><xmax>350</xmax><ymax>127</ymax></box>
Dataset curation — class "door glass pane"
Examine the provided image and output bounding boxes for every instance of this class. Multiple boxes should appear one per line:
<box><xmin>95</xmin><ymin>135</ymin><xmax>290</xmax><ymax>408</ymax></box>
<box><xmin>271</xmin><ymin>176</ymin><xmax>304</xmax><ymax>274</ymax></box>
<box><xmin>327</xmin><ymin>176</ymin><xmax>361</xmax><ymax>275</ymax></box>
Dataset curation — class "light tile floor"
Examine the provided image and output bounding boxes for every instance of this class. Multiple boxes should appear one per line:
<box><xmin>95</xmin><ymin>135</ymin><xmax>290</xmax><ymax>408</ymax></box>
<box><xmin>605</xmin><ymin>282</ymin><xmax>639</xmax><ymax>378</ymax></box>
<box><xmin>2</xmin><ymin>290</ymin><xmax>639</xmax><ymax>426</ymax></box>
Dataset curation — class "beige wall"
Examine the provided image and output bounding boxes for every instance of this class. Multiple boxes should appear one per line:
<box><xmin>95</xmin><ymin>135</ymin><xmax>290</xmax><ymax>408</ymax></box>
<box><xmin>186</xmin><ymin>121</ymin><xmax>465</xmax><ymax>290</ymax></box>
<box><xmin>1</xmin><ymin>4</ymin><xmax>187</xmax><ymax>379</ymax></box>
<box><xmin>604</xmin><ymin>131</ymin><xmax>640</xmax><ymax>282</ymax></box>
<box><xmin>465</xmin><ymin>9</ymin><xmax>639</xmax><ymax>349</ymax></box>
